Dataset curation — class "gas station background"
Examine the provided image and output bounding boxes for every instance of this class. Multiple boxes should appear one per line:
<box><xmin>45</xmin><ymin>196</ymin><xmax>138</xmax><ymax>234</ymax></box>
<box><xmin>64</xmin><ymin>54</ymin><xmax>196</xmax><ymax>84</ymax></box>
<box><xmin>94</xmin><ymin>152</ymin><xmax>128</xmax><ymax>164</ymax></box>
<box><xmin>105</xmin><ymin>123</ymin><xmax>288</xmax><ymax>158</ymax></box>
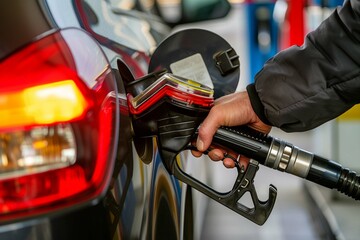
<box><xmin>175</xmin><ymin>1</ymin><xmax>360</xmax><ymax>239</ymax></box>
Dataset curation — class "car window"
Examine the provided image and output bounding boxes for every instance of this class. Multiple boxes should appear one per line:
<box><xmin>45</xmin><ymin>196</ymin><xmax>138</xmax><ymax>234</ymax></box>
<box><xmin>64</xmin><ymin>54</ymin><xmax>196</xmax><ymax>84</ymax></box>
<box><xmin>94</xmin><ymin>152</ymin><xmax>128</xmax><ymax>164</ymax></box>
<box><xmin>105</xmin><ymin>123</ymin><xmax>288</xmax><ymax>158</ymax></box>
<box><xmin>83</xmin><ymin>0</ymin><xmax>168</xmax><ymax>54</ymax></box>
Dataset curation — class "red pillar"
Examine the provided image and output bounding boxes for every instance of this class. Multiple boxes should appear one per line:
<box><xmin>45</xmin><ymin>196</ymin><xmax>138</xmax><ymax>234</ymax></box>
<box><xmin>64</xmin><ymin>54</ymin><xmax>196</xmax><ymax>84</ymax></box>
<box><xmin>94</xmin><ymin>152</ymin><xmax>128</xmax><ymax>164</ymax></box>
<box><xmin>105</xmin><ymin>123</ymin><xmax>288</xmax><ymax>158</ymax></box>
<box><xmin>287</xmin><ymin>0</ymin><xmax>306</xmax><ymax>46</ymax></box>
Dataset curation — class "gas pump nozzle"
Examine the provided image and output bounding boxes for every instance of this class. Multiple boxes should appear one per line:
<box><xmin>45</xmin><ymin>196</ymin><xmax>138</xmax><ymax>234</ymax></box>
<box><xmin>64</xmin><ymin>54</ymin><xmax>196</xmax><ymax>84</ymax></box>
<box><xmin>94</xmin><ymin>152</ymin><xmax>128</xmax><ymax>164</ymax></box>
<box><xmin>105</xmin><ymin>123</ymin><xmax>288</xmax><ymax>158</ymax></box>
<box><xmin>127</xmin><ymin>72</ymin><xmax>276</xmax><ymax>225</ymax></box>
<box><xmin>127</xmin><ymin>71</ymin><xmax>360</xmax><ymax>226</ymax></box>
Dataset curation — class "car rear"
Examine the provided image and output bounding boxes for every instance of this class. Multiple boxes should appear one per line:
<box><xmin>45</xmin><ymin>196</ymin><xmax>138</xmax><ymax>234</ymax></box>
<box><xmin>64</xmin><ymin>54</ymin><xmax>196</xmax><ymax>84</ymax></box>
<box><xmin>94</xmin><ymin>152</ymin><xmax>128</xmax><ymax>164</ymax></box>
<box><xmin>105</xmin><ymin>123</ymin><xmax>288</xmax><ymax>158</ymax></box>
<box><xmin>0</xmin><ymin>1</ymin><xmax>120</xmax><ymax>238</ymax></box>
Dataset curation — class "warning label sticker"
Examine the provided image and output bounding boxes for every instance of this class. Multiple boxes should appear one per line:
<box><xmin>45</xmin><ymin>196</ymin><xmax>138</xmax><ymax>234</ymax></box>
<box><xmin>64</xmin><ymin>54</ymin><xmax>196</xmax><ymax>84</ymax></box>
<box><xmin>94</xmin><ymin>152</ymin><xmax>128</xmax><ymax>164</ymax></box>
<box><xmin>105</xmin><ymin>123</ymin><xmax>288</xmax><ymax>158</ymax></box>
<box><xmin>170</xmin><ymin>53</ymin><xmax>213</xmax><ymax>89</ymax></box>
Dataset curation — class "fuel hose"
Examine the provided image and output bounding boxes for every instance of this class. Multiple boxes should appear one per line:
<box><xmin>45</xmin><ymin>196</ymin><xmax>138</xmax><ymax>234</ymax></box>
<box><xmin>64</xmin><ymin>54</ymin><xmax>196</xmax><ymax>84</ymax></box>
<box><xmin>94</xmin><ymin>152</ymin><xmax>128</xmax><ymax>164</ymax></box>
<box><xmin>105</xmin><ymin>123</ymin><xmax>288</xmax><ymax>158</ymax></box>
<box><xmin>213</xmin><ymin>126</ymin><xmax>360</xmax><ymax>200</ymax></box>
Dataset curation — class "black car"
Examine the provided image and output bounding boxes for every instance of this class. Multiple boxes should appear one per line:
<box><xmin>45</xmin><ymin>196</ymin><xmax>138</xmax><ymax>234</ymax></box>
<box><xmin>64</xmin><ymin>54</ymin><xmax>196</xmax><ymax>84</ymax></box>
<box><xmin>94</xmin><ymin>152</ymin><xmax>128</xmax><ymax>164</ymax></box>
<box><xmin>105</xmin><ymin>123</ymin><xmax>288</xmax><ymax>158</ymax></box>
<box><xmin>0</xmin><ymin>0</ymin><xmax>231</xmax><ymax>239</ymax></box>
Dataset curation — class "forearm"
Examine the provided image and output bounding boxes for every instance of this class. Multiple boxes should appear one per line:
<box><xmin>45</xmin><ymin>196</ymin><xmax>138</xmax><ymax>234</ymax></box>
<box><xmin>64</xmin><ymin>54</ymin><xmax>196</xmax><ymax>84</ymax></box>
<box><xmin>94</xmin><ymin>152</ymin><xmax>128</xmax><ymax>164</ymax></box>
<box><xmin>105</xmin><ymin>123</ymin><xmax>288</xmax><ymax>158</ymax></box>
<box><xmin>248</xmin><ymin>0</ymin><xmax>360</xmax><ymax>132</ymax></box>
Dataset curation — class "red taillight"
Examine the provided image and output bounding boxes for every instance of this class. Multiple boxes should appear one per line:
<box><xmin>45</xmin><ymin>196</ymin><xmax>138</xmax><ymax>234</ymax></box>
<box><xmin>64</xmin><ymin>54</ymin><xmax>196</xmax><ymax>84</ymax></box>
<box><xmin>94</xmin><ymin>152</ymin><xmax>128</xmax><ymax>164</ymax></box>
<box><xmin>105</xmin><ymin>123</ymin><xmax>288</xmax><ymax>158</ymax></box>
<box><xmin>0</xmin><ymin>80</ymin><xmax>89</xmax><ymax>128</ymax></box>
<box><xmin>0</xmin><ymin>28</ymin><xmax>118</xmax><ymax>220</ymax></box>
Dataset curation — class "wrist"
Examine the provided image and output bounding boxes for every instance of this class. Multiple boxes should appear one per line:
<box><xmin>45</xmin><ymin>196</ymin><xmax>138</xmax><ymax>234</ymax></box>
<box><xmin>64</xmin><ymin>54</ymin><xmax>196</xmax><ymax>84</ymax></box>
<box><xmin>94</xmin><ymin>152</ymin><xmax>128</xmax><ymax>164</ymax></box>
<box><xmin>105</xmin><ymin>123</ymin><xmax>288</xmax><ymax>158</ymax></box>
<box><xmin>246</xmin><ymin>83</ymin><xmax>272</xmax><ymax>126</ymax></box>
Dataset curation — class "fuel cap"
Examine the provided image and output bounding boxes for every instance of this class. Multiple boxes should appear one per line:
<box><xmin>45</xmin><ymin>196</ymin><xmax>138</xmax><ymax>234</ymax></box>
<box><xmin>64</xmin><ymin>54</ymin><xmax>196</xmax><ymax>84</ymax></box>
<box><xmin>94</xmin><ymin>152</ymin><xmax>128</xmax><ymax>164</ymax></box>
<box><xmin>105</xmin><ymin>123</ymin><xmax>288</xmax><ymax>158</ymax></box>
<box><xmin>149</xmin><ymin>28</ymin><xmax>240</xmax><ymax>99</ymax></box>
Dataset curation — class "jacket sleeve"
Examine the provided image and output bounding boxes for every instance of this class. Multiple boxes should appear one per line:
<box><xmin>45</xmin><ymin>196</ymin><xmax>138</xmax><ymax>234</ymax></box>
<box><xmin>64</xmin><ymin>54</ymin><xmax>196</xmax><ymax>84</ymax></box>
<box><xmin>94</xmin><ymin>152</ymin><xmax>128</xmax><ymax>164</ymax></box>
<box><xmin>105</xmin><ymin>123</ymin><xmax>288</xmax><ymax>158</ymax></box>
<box><xmin>247</xmin><ymin>0</ymin><xmax>360</xmax><ymax>132</ymax></box>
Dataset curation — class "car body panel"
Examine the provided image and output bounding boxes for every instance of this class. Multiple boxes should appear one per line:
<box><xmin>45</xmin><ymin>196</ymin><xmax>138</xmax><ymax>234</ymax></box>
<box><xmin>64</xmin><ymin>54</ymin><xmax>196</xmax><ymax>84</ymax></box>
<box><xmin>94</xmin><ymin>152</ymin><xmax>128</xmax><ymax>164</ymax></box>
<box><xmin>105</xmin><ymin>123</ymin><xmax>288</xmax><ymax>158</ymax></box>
<box><xmin>0</xmin><ymin>0</ymin><xmax>231</xmax><ymax>239</ymax></box>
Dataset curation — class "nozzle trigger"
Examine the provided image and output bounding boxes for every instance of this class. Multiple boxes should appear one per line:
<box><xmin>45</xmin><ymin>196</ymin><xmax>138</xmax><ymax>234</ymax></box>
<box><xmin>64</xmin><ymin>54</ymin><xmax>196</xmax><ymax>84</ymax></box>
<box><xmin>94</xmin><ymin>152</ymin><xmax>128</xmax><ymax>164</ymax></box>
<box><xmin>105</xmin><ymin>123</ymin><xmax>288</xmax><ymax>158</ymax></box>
<box><xmin>227</xmin><ymin>159</ymin><xmax>277</xmax><ymax>225</ymax></box>
<box><xmin>172</xmin><ymin>149</ymin><xmax>277</xmax><ymax>225</ymax></box>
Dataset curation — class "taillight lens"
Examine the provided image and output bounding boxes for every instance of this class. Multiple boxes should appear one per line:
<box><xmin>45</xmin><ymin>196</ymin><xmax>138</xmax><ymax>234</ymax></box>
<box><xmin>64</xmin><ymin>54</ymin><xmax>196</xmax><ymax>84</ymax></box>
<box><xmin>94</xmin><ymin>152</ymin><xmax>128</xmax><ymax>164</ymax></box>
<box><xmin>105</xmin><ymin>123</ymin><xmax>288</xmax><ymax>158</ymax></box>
<box><xmin>1</xmin><ymin>80</ymin><xmax>89</xmax><ymax>128</ymax></box>
<box><xmin>0</xmin><ymin>28</ymin><xmax>118</xmax><ymax>220</ymax></box>
<box><xmin>0</xmin><ymin>124</ymin><xmax>76</xmax><ymax>180</ymax></box>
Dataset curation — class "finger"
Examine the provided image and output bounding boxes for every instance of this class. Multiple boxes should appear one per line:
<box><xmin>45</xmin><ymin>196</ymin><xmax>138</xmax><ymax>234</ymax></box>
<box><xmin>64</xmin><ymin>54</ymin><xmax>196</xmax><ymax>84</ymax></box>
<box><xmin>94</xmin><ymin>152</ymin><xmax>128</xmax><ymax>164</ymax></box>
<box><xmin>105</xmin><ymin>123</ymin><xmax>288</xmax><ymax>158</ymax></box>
<box><xmin>191</xmin><ymin>150</ymin><xmax>203</xmax><ymax>158</ymax></box>
<box><xmin>222</xmin><ymin>150</ymin><xmax>240</xmax><ymax>168</ymax></box>
<box><xmin>197</xmin><ymin>108</ymin><xmax>221</xmax><ymax>152</ymax></box>
<box><xmin>223</xmin><ymin>158</ymin><xmax>236</xmax><ymax>168</ymax></box>
<box><xmin>238</xmin><ymin>155</ymin><xmax>250</xmax><ymax>169</ymax></box>
<box><xmin>223</xmin><ymin>154</ymin><xmax>250</xmax><ymax>169</ymax></box>
<box><xmin>207</xmin><ymin>149</ymin><xmax>224</xmax><ymax>161</ymax></box>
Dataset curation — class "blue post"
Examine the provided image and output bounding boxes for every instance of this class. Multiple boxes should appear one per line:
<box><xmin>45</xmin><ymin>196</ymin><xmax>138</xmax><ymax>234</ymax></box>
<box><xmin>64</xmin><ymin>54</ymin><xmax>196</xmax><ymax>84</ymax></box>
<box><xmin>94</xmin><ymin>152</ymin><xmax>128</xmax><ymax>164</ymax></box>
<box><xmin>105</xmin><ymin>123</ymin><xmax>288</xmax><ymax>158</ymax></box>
<box><xmin>245</xmin><ymin>1</ymin><xmax>278</xmax><ymax>83</ymax></box>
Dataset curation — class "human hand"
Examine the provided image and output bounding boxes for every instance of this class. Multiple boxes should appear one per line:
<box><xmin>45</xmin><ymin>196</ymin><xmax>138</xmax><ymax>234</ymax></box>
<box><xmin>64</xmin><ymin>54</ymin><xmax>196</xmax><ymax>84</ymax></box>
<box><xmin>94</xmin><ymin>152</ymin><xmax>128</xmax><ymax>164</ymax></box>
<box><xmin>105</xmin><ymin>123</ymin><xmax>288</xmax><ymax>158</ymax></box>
<box><xmin>192</xmin><ymin>91</ymin><xmax>271</xmax><ymax>168</ymax></box>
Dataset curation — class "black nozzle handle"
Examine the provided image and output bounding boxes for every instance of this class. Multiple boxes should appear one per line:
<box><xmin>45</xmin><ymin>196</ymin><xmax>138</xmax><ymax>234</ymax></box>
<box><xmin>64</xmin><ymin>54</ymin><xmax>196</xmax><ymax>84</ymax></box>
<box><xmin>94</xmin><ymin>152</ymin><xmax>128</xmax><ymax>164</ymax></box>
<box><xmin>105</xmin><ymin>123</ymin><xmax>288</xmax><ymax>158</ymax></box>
<box><xmin>211</xmin><ymin>126</ymin><xmax>272</xmax><ymax>165</ymax></box>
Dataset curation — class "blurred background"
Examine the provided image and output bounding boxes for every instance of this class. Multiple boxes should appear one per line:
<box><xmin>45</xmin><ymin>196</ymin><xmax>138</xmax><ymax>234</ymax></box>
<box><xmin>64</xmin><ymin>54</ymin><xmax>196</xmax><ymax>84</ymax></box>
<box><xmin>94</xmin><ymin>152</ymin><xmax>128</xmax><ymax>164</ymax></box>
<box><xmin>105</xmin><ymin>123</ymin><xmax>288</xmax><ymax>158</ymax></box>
<box><xmin>168</xmin><ymin>0</ymin><xmax>360</xmax><ymax>239</ymax></box>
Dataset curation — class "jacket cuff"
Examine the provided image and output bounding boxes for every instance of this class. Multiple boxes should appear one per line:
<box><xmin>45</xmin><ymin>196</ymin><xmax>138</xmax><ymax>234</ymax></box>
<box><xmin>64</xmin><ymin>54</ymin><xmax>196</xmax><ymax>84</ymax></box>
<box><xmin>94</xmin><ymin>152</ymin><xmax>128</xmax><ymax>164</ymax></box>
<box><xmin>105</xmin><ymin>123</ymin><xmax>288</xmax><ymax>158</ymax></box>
<box><xmin>246</xmin><ymin>83</ymin><xmax>272</xmax><ymax>126</ymax></box>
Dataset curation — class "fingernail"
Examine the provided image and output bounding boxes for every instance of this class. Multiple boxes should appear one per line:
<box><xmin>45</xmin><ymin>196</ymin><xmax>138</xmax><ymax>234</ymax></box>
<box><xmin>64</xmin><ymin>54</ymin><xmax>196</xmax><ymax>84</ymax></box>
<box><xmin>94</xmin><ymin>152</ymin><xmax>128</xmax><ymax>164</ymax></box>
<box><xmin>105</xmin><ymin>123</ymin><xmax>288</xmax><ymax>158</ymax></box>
<box><xmin>197</xmin><ymin>138</ymin><xmax>204</xmax><ymax>151</ymax></box>
<box><xmin>213</xmin><ymin>153</ymin><xmax>221</xmax><ymax>160</ymax></box>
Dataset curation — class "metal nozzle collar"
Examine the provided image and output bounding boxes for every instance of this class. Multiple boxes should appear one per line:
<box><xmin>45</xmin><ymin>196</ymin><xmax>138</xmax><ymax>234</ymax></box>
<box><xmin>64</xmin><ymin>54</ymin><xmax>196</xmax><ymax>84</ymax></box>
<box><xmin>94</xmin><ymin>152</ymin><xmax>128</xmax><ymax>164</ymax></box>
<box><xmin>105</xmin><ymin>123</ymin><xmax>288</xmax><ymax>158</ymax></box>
<box><xmin>265</xmin><ymin>138</ymin><xmax>313</xmax><ymax>178</ymax></box>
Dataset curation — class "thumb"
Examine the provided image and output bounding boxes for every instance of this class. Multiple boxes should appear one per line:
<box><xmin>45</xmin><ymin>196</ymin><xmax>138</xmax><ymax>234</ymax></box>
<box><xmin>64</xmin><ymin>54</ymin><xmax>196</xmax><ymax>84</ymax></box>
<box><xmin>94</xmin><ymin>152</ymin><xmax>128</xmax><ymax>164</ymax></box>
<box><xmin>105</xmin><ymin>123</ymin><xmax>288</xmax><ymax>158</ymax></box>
<box><xmin>196</xmin><ymin>109</ymin><xmax>220</xmax><ymax>152</ymax></box>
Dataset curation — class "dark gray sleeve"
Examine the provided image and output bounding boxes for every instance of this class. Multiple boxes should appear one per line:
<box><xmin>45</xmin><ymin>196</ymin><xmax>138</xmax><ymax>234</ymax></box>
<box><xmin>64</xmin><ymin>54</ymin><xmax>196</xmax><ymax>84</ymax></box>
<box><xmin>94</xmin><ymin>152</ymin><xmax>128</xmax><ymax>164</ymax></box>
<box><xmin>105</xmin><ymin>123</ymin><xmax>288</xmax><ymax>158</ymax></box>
<box><xmin>247</xmin><ymin>0</ymin><xmax>360</xmax><ymax>132</ymax></box>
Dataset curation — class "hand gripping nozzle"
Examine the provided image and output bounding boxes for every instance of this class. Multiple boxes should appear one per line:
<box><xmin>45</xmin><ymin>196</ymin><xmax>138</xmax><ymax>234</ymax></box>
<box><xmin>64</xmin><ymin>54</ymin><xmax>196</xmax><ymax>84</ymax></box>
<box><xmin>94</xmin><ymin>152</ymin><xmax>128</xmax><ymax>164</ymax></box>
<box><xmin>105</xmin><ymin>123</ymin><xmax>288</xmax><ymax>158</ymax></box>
<box><xmin>127</xmin><ymin>73</ymin><xmax>277</xmax><ymax>225</ymax></box>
